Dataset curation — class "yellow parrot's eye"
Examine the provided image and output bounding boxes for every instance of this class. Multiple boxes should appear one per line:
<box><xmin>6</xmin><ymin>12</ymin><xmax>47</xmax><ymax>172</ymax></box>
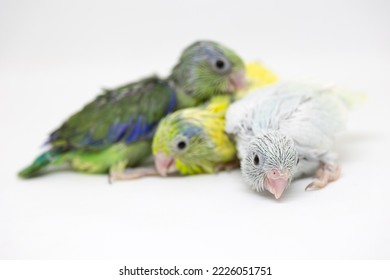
<box><xmin>177</xmin><ymin>141</ymin><xmax>187</xmax><ymax>150</ymax></box>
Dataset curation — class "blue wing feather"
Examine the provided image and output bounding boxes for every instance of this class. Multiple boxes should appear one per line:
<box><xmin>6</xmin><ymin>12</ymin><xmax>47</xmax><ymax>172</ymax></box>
<box><xmin>48</xmin><ymin>76</ymin><xmax>177</xmax><ymax>150</ymax></box>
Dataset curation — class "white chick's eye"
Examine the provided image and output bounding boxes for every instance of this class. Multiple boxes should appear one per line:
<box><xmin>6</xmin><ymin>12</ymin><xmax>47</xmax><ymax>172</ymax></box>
<box><xmin>297</xmin><ymin>158</ymin><xmax>300</xmax><ymax>165</ymax></box>
<box><xmin>212</xmin><ymin>57</ymin><xmax>231</xmax><ymax>74</ymax></box>
<box><xmin>253</xmin><ymin>155</ymin><xmax>260</xmax><ymax>166</ymax></box>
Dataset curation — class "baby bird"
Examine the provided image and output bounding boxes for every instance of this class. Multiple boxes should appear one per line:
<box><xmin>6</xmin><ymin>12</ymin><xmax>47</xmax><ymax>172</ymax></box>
<box><xmin>153</xmin><ymin>95</ymin><xmax>238</xmax><ymax>176</ymax></box>
<box><xmin>225</xmin><ymin>81</ymin><xmax>363</xmax><ymax>199</ymax></box>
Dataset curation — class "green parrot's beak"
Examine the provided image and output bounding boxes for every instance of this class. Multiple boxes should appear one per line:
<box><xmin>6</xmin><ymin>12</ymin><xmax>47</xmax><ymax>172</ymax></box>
<box><xmin>227</xmin><ymin>69</ymin><xmax>247</xmax><ymax>92</ymax></box>
<box><xmin>154</xmin><ymin>152</ymin><xmax>177</xmax><ymax>176</ymax></box>
<box><xmin>264</xmin><ymin>169</ymin><xmax>290</xmax><ymax>199</ymax></box>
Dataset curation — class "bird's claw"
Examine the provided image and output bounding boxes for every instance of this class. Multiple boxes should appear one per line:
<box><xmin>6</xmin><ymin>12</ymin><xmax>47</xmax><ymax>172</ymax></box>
<box><xmin>305</xmin><ymin>181</ymin><xmax>321</xmax><ymax>191</ymax></box>
<box><xmin>108</xmin><ymin>171</ymin><xmax>118</xmax><ymax>184</ymax></box>
<box><xmin>108</xmin><ymin>167</ymin><xmax>158</xmax><ymax>183</ymax></box>
<box><xmin>305</xmin><ymin>163</ymin><xmax>341</xmax><ymax>191</ymax></box>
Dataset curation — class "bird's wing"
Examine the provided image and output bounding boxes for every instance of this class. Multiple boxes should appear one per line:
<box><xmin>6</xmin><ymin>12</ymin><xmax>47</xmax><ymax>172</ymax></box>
<box><xmin>225</xmin><ymin>84</ymin><xmax>278</xmax><ymax>135</ymax></box>
<box><xmin>225</xmin><ymin>83</ymin><xmax>280</xmax><ymax>158</ymax></box>
<box><xmin>49</xmin><ymin>76</ymin><xmax>177</xmax><ymax>150</ymax></box>
<box><xmin>204</xmin><ymin>112</ymin><xmax>236</xmax><ymax>163</ymax></box>
<box><xmin>226</xmin><ymin>81</ymin><xmax>351</xmax><ymax>157</ymax></box>
<box><xmin>256</xmin><ymin>82</ymin><xmax>349</xmax><ymax>152</ymax></box>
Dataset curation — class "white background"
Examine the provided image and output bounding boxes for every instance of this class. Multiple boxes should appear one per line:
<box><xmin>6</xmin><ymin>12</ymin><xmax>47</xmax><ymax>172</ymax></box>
<box><xmin>1</xmin><ymin>0</ymin><xmax>389</xmax><ymax>260</ymax></box>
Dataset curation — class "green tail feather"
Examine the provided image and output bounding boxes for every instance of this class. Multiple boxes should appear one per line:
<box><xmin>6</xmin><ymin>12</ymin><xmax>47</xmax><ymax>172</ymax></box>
<box><xmin>18</xmin><ymin>149</ymin><xmax>62</xmax><ymax>179</ymax></box>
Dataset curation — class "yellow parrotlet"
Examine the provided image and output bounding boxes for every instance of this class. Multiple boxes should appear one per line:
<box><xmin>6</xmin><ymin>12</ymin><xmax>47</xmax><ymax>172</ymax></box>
<box><xmin>152</xmin><ymin>95</ymin><xmax>237</xmax><ymax>176</ymax></box>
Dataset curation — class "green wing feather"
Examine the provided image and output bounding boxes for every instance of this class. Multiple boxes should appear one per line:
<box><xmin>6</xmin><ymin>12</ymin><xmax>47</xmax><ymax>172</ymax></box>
<box><xmin>49</xmin><ymin>76</ymin><xmax>176</xmax><ymax>150</ymax></box>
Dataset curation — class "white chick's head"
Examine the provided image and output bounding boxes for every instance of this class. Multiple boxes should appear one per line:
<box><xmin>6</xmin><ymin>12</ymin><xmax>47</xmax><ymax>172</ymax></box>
<box><xmin>241</xmin><ymin>131</ymin><xmax>299</xmax><ymax>199</ymax></box>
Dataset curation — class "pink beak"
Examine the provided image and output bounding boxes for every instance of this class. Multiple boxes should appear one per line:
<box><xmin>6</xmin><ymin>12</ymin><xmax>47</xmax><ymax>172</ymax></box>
<box><xmin>264</xmin><ymin>169</ymin><xmax>290</xmax><ymax>199</ymax></box>
<box><xmin>154</xmin><ymin>152</ymin><xmax>176</xmax><ymax>176</ymax></box>
<box><xmin>227</xmin><ymin>69</ymin><xmax>247</xmax><ymax>92</ymax></box>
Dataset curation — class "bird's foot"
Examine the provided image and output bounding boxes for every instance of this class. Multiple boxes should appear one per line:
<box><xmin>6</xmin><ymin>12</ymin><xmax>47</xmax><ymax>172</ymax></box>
<box><xmin>108</xmin><ymin>167</ymin><xmax>158</xmax><ymax>183</ymax></box>
<box><xmin>305</xmin><ymin>163</ymin><xmax>341</xmax><ymax>191</ymax></box>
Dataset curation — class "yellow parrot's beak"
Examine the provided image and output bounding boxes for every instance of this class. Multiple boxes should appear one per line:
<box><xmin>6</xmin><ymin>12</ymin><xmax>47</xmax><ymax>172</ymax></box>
<box><xmin>154</xmin><ymin>152</ymin><xmax>177</xmax><ymax>176</ymax></box>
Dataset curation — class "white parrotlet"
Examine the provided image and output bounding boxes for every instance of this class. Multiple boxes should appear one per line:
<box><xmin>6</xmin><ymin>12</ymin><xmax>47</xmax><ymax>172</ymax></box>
<box><xmin>225</xmin><ymin>81</ymin><xmax>363</xmax><ymax>199</ymax></box>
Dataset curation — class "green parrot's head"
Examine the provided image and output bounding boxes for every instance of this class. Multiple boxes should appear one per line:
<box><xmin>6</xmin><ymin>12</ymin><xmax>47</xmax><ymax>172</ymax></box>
<box><xmin>170</xmin><ymin>40</ymin><xmax>246</xmax><ymax>108</ymax></box>
<box><xmin>152</xmin><ymin>111</ymin><xmax>214</xmax><ymax>176</ymax></box>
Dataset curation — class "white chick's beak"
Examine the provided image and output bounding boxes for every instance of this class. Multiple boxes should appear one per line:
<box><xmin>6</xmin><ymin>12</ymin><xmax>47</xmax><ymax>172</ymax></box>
<box><xmin>154</xmin><ymin>152</ymin><xmax>177</xmax><ymax>176</ymax></box>
<box><xmin>264</xmin><ymin>169</ymin><xmax>290</xmax><ymax>199</ymax></box>
<box><xmin>227</xmin><ymin>69</ymin><xmax>247</xmax><ymax>92</ymax></box>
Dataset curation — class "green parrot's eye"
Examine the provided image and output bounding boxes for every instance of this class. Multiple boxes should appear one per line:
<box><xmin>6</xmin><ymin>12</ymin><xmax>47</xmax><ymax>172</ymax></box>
<box><xmin>212</xmin><ymin>57</ymin><xmax>231</xmax><ymax>74</ymax></box>
<box><xmin>216</xmin><ymin>60</ymin><xmax>225</xmax><ymax>69</ymax></box>
<box><xmin>253</xmin><ymin>155</ymin><xmax>260</xmax><ymax>166</ymax></box>
<box><xmin>177</xmin><ymin>141</ymin><xmax>187</xmax><ymax>150</ymax></box>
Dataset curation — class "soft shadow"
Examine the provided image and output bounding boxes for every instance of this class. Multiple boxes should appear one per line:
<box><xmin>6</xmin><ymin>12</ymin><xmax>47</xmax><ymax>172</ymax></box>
<box><xmin>335</xmin><ymin>131</ymin><xmax>386</xmax><ymax>163</ymax></box>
